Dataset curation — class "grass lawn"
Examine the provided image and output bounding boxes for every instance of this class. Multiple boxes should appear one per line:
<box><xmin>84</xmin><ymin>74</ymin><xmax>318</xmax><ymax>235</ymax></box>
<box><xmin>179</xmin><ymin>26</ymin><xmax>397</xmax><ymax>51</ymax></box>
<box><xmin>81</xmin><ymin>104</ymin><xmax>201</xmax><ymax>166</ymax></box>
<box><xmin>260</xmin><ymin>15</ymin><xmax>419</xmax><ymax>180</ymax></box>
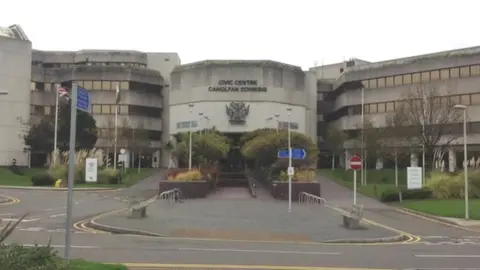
<box><xmin>319</xmin><ymin>169</ymin><xmax>407</xmax><ymax>199</ymax></box>
<box><xmin>67</xmin><ymin>259</ymin><xmax>127</xmax><ymax>269</ymax></box>
<box><xmin>401</xmin><ymin>199</ymin><xmax>480</xmax><ymax>220</ymax></box>
<box><xmin>0</xmin><ymin>167</ymin><xmax>155</xmax><ymax>188</ymax></box>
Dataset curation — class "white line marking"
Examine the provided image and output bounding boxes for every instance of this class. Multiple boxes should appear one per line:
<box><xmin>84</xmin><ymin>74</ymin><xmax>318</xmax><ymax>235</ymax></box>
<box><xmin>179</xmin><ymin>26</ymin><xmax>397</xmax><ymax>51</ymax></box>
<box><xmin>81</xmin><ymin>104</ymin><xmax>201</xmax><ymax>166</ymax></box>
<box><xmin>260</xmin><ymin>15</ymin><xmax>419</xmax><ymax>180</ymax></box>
<box><xmin>19</xmin><ymin>227</ymin><xmax>43</xmax><ymax>232</ymax></box>
<box><xmin>0</xmin><ymin>213</ymin><xmax>13</xmax><ymax>216</ymax></box>
<box><xmin>23</xmin><ymin>244</ymin><xmax>98</xmax><ymax>249</ymax></box>
<box><xmin>50</xmin><ymin>213</ymin><xmax>66</xmax><ymax>218</ymax></box>
<box><xmin>415</xmin><ymin>254</ymin><xmax>480</xmax><ymax>258</ymax></box>
<box><xmin>178</xmin><ymin>247</ymin><xmax>341</xmax><ymax>255</ymax></box>
<box><xmin>2</xmin><ymin>218</ymin><xmax>39</xmax><ymax>222</ymax></box>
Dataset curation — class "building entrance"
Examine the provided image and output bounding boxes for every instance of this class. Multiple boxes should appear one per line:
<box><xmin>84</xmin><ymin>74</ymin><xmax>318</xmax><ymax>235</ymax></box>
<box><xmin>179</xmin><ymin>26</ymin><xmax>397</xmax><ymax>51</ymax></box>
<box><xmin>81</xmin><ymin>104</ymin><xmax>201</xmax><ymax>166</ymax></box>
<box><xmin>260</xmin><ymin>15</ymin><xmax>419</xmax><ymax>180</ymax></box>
<box><xmin>219</xmin><ymin>133</ymin><xmax>245</xmax><ymax>172</ymax></box>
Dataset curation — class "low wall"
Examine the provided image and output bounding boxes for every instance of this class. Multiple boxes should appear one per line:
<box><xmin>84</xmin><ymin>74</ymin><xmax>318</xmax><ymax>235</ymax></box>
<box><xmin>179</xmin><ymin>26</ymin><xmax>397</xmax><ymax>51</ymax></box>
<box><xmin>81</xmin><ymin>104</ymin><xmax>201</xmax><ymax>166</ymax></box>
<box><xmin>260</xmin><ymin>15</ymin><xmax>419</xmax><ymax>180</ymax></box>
<box><xmin>158</xmin><ymin>180</ymin><xmax>210</xmax><ymax>199</ymax></box>
<box><xmin>270</xmin><ymin>181</ymin><xmax>321</xmax><ymax>201</ymax></box>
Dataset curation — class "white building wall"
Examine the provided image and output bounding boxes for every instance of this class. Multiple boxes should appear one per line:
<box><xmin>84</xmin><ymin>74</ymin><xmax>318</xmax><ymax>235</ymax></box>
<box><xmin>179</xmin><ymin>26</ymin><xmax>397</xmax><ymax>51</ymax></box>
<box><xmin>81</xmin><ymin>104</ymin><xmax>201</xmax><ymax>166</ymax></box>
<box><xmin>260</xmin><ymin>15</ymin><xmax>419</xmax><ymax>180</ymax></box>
<box><xmin>0</xmin><ymin>35</ymin><xmax>31</xmax><ymax>166</ymax></box>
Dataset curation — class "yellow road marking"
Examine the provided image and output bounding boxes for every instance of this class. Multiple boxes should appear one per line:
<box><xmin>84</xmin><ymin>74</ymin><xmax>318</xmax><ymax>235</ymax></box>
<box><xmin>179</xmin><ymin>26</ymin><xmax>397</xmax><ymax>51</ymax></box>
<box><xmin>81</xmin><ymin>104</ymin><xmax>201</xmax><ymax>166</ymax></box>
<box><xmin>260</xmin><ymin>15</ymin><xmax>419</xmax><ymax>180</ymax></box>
<box><xmin>0</xmin><ymin>195</ymin><xmax>20</xmax><ymax>205</ymax></box>
<box><xmin>122</xmin><ymin>263</ymin><xmax>392</xmax><ymax>270</ymax></box>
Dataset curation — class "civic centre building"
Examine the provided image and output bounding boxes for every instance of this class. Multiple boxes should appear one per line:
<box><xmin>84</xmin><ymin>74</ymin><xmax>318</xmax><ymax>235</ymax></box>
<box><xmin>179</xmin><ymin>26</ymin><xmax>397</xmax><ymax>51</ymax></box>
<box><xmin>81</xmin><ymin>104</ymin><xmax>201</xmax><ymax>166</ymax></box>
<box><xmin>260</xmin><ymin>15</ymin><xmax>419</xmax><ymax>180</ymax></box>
<box><xmin>2</xmin><ymin>24</ymin><xmax>480</xmax><ymax>171</ymax></box>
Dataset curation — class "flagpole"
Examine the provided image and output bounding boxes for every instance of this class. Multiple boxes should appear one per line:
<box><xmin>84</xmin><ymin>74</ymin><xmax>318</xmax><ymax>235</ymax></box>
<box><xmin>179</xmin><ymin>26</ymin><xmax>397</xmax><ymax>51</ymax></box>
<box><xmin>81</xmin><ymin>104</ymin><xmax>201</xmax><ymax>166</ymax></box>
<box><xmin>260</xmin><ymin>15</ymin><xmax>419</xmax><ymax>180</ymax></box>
<box><xmin>53</xmin><ymin>84</ymin><xmax>60</xmax><ymax>167</ymax></box>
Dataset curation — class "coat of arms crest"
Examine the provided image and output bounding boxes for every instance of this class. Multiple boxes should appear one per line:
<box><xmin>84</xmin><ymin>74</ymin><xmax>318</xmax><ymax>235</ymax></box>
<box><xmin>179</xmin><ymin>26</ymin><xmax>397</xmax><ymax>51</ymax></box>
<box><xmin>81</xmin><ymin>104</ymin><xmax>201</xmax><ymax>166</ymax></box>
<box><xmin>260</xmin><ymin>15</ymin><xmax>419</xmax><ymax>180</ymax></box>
<box><xmin>226</xmin><ymin>101</ymin><xmax>250</xmax><ymax>124</ymax></box>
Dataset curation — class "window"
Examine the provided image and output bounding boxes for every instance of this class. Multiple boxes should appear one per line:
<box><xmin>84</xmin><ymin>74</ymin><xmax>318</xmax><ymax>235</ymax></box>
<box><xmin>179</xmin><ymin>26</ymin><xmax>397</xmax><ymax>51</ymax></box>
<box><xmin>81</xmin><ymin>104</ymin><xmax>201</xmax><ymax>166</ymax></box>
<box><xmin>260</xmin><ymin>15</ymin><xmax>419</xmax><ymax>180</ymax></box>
<box><xmin>460</xmin><ymin>66</ymin><xmax>470</xmax><ymax>77</ymax></box>
<box><xmin>44</xmin><ymin>106</ymin><xmax>51</xmax><ymax>115</ymax></box>
<box><xmin>394</xmin><ymin>75</ymin><xmax>402</xmax><ymax>86</ymax></box>
<box><xmin>76</xmin><ymin>81</ymin><xmax>84</xmax><ymax>87</ymax></box>
<box><xmin>102</xmin><ymin>81</ymin><xmax>111</xmax><ymax>90</ymax></box>
<box><xmin>450</xmin><ymin>67</ymin><xmax>460</xmax><ymax>78</ymax></box>
<box><xmin>385</xmin><ymin>76</ymin><xmax>394</xmax><ymax>87</ymax></box>
<box><xmin>369</xmin><ymin>104</ymin><xmax>377</xmax><ymax>113</ymax></box>
<box><xmin>403</xmin><ymin>74</ymin><xmax>412</xmax><ymax>84</ymax></box>
<box><xmin>430</xmin><ymin>70</ymin><xmax>440</xmax><ymax>81</ymax></box>
<box><xmin>395</xmin><ymin>101</ymin><xmax>404</xmax><ymax>111</ymax></box>
<box><xmin>111</xmin><ymin>81</ymin><xmax>120</xmax><ymax>89</ymax></box>
<box><xmin>92</xmin><ymin>105</ymin><xmax>101</xmax><ymax>114</ymax></box>
<box><xmin>362</xmin><ymin>80</ymin><xmax>369</xmax><ymax>88</ymax></box>
<box><xmin>421</xmin><ymin>71</ymin><xmax>430</xmax><ymax>82</ymax></box>
<box><xmin>377</xmin><ymin>103</ymin><xmax>386</xmax><ymax>113</ymax></box>
<box><xmin>368</xmin><ymin>79</ymin><xmax>377</xmax><ymax>88</ymax></box>
<box><xmin>471</xmin><ymin>93</ymin><xmax>480</xmax><ymax>104</ymax></box>
<box><xmin>364</xmin><ymin>104</ymin><xmax>370</xmax><ymax>114</ymax></box>
<box><xmin>101</xmin><ymin>105</ymin><xmax>111</xmax><ymax>114</ymax></box>
<box><xmin>119</xmin><ymin>105</ymin><xmax>128</xmax><ymax>114</ymax></box>
<box><xmin>44</xmin><ymin>83</ymin><xmax>52</xmax><ymax>92</ymax></box>
<box><xmin>83</xmin><ymin>81</ymin><xmax>93</xmax><ymax>90</ymax></box>
<box><xmin>93</xmin><ymin>81</ymin><xmax>102</xmax><ymax>90</ymax></box>
<box><xmin>471</xmin><ymin>65</ymin><xmax>480</xmax><ymax>76</ymax></box>
<box><xmin>30</xmin><ymin>82</ymin><xmax>36</xmax><ymax>91</ymax></box>
<box><xmin>440</xmin><ymin>69</ymin><xmax>450</xmax><ymax>80</ymax></box>
<box><xmin>386</xmin><ymin>102</ymin><xmax>395</xmax><ymax>112</ymax></box>
<box><xmin>460</xmin><ymin>94</ymin><xmax>470</xmax><ymax>105</ymax></box>
<box><xmin>450</xmin><ymin>95</ymin><xmax>460</xmax><ymax>105</ymax></box>
<box><xmin>120</xmin><ymin>81</ymin><xmax>129</xmax><ymax>90</ymax></box>
<box><xmin>412</xmin><ymin>73</ymin><xmax>421</xmax><ymax>83</ymax></box>
<box><xmin>377</xmin><ymin>78</ymin><xmax>385</xmax><ymax>88</ymax></box>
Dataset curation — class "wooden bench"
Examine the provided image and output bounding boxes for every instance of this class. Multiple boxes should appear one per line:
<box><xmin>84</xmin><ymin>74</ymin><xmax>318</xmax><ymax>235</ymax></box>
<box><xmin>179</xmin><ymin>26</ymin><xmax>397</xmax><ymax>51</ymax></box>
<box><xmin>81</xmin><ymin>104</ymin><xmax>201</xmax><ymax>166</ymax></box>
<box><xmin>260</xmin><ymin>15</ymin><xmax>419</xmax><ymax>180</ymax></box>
<box><xmin>342</xmin><ymin>205</ymin><xmax>364</xmax><ymax>229</ymax></box>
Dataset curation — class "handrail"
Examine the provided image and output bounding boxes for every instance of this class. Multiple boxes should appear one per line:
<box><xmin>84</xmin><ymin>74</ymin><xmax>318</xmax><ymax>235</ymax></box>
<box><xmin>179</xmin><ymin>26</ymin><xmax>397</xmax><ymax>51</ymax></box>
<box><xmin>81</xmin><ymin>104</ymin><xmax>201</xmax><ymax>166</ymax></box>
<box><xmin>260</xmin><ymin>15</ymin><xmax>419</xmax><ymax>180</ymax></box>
<box><xmin>298</xmin><ymin>192</ymin><xmax>327</xmax><ymax>205</ymax></box>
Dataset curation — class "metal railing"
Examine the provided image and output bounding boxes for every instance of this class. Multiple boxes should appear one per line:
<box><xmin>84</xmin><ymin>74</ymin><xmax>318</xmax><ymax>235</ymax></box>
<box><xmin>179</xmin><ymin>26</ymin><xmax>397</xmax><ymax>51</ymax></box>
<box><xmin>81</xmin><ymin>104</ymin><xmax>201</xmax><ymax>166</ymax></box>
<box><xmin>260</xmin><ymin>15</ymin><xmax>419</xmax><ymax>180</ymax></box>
<box><xmin>157</xmin><ymin>189</ymin><xmax>181</xmax><ymax>202</ymax></box>
<box><xmin>298</xmin><ymin>192</ymin><xmax>327</xmax><ymax>205</ymax></box>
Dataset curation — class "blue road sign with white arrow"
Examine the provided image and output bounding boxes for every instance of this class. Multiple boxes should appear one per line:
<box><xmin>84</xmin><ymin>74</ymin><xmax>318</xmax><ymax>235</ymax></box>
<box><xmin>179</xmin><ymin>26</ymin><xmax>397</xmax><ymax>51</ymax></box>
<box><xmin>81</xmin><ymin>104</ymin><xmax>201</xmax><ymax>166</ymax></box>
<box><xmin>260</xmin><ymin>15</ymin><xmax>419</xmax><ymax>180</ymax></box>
<box><xmin>76</xmin><ymin>87</ymin><xmax>90</xmax><ymax>112</ymax></box>
<box><xmin>277</xmin><ymin>148</ymin><xmax>306</xmax><ymax>160</ymax></box>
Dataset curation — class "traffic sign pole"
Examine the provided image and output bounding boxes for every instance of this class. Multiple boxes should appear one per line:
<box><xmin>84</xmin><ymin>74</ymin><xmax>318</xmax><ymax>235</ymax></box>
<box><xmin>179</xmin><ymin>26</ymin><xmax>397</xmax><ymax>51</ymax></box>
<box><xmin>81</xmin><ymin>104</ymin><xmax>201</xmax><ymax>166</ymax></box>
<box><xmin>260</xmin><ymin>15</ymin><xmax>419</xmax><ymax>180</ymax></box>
<box><xmin>64</xmin><ymin>84</ymin><xmax>77</xmax><ymax>259</ymax></box>
<box><xmin>349</xmin><ymin>155</ymin><xmax>362</xmax><ymax>206</ymax></box>
<box><xmin>353</xmin><ymin>170</ymin><xmax>357</xmax><ymax>205</ymax></box>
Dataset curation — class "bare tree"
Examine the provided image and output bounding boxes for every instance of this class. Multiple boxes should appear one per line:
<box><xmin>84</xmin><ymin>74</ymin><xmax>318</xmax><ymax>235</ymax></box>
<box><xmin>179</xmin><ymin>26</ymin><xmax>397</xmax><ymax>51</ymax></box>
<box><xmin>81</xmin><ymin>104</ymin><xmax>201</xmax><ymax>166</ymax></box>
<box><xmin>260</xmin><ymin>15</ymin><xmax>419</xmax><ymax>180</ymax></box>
<box><xmin>386</xmin><ymin>83</ymin><xmax>461</xmax><ymax>171</ymax></box>
<box><xmin>325</xmin><ymin>125</ymin><xmax>348</xmax><ymax>169</ymax></box>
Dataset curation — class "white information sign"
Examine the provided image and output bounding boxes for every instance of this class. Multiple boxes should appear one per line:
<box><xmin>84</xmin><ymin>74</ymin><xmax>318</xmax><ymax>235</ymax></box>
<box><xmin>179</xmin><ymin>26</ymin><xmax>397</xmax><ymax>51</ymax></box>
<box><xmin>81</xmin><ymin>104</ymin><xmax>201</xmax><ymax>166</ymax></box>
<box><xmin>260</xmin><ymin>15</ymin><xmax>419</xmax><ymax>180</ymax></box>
<box><xmin>287</xmin><ymin>166</ymin><xmax>295</xmax><ymax>176</ymax></box>
<box><xmin>85</xmin><ymin>158</ymin><xmax>98</xmax><ymax>183</ymax></box>
<box><xmin>407</xmin><ymin>166</ymin><xmax>422</xmax><ymax>189</ymax></box>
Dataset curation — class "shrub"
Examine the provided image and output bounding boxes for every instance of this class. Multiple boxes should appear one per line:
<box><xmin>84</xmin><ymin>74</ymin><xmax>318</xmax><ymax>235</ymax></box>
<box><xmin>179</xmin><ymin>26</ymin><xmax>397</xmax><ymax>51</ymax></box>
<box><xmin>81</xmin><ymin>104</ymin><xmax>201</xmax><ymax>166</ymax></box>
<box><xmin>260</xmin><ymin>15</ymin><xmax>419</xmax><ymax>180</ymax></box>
<box><xmin>426</xmin><ymin>172</ymin><xmax>464</xmax><ymax>199</ymax></box>
<box><xmin>48</xmin><ymin>164</ymin><xmax>68</xmax><ymax>180</ymax></box>
<box><xmin>380</xmin><ymin>187</ymin><xmax>432</xmax><ymax>202</ymax></box>
<box><xmin>173</xmin><ymin>170</ymin><xmax>202</xmax><ymax>181</ymax></box>
<box><xmin>31</xmin><ymin>172</ymin><xmax>55</xmax><ymax>186</ymax></box>
<box><xmin>0</xmin><ymin>243</ymin><xmax>68</xmax><ymax>270</ymax></box>
<box><xmin>279</xmin><ymin>169</ymin><xmax>316</xmax><ymax>182</ymax></box>
<box><xmin>98</xmin><ymin>168</ymin><xmax>121</xmax><ymax>184</ymax></box>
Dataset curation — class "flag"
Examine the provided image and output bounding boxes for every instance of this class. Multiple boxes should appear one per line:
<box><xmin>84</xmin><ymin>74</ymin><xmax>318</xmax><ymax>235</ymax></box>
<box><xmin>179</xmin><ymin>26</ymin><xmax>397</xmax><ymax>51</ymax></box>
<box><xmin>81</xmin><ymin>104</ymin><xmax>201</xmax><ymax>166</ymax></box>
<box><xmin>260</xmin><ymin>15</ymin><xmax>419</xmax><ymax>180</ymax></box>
<box><xmin>57</xmin><ymin>86</ymin><xmax>69</xmax><ymax>100</ymax></box>
<box><xmin>115</xmin><ymin>84</ymin><xmax>121</xmax><ymax>104</ymax></box>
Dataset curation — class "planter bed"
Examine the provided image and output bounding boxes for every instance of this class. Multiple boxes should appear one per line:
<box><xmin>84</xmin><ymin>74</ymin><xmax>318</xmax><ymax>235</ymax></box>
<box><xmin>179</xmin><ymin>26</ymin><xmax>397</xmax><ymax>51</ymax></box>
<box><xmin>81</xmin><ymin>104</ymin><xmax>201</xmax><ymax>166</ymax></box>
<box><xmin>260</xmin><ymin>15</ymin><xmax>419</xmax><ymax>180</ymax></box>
<box><xmin>270</xmin><ymin>181</ymin><xmax>321</xmax><ymax>201</ymax></box>
<box><xmin>159</xmin><ymin>180</ymin><xmax>211</xmax><ymax>198</ymax></box>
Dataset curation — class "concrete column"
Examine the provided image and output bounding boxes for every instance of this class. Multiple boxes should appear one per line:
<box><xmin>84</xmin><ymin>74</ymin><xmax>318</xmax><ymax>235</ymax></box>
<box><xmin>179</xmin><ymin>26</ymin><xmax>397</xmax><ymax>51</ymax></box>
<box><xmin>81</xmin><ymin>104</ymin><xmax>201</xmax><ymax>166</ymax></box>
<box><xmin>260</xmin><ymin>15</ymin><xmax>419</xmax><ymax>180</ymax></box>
<box><xmin>448</xmin><ymin>148</ymin><xmax>456</xmax><ymax>172</ymax></box>
<box><xmin>410</xmin><ymin>153</ymin><xmax>418</xmax><ymax>167</ymax></box>
<box><xmin>376</xmin><ymin>158</ymin><xmax>384</xmax><ymax>170</ymax></box>
<box><xmin>152</xmin><ymin>150</ymin><xmax>160</xmax><ymax>168</ymax></box>
<box><xmin>343</xmin><ymin>150</ymin><xmax>352</xmax><ymax>169</ymax></box>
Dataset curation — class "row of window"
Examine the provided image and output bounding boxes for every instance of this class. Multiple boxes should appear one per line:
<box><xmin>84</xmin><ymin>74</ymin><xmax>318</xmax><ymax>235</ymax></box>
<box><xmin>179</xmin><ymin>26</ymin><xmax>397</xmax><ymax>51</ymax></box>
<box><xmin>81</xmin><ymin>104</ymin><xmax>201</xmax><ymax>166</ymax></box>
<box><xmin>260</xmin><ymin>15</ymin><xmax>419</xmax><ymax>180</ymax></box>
<box><xmin>31</xmin><ymin>105</ymin><xmax>53</xmax><ymax>115</ymax></box>
<box><xmin>176</xmin><ymin>121</ymin><xmax>199</xmax><ymax>129</ymax></box>
<box><xmin>278</xmin><ymin>121</ymin><xmax>299</xmax><ymax>130</ymax></box>
<box><xmin>32</xmin><ymin>62</ymin><xmax>147</xmax><ymax>69</ymax></box>
<box><xmin>361</xmin><ymin>64</ymin><xmax>480</xmax><ymax>89</ymax></box>
<box><xmin>31</xmin><ymin>80</ymin><xmax>163</xmax><ymax>93</ymax></box>
<box><xmin>359</xmin><ymin>92</ymin><xmax>480</xmax><ymax>115</ymax></box>
<box><xmin>97</xmin><ymin>128</ymin><xmax>161</xmax><ymax>141</ymax></box>
<box><xmin>92</xmin><ymin>104</ymin><xmax>162</xmax><ymax>118</ymax></box>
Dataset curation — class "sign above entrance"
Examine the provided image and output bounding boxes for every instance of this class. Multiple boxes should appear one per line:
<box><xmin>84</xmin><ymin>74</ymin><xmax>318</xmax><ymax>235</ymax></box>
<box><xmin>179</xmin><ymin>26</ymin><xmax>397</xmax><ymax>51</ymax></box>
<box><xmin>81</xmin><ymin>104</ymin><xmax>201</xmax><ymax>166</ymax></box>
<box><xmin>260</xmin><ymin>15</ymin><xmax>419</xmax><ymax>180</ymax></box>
<box><xmin>226</xmin><ymin>101</ymin><xmax>250</xmax><ymax>124</ymax></box>
<box><xmin>208</xmin><ymin>80</ymin><xmax>267</xmax><ymax>92</ymax></box>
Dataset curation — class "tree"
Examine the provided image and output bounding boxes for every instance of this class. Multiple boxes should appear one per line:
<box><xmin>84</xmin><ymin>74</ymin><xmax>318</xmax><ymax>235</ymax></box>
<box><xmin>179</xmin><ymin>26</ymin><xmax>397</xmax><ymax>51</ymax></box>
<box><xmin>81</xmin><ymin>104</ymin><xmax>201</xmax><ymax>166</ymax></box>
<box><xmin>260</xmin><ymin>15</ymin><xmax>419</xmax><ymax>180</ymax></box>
<box><xmin>386</xmin><ymin>83</ymin><xmax>461</xmax><ymax>171</ymax></box>
<box><xmin>172</xmin><ymin>132</ymin><xmax>231</xmax><ymax>167</ymax></box>
<box><xmin>325</xmin><ymin>125</ymin><xmax>348</xmax><ymax>169</ymax></box>
<box><xmin>122</xmin><ymin>121</ymin><xmax>150</xmax><ymax>170</ymax></box>
<box><xmin>24</xmin><ymin>102</ymin><xmax>98</xmax><ymax>153</ymax></box>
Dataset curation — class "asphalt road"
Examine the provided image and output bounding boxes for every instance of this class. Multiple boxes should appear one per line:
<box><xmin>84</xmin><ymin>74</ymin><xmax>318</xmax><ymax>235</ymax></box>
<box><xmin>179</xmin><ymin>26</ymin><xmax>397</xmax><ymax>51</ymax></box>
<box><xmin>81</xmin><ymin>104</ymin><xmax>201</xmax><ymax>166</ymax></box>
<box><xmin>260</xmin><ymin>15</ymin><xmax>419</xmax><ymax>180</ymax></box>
<box><xmin>2</xmin><ymin>172</ymin><xmax>480</xmax><ymax>269</ymax></box>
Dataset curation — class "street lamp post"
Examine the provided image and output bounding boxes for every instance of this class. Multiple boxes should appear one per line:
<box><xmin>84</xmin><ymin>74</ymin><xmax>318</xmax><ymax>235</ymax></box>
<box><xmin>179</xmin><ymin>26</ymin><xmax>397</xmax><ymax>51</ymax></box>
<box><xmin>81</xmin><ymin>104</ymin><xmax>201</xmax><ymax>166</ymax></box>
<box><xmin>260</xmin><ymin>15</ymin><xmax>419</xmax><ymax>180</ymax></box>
<box><xmin>188</xmin><ymin>103</ymin><xmax>194</xmax><ymax>170</ymax></box>
<box><xmin>275</xmin><ymin>113</ymin><xmax>280</xmax><ymax>133</ymax></box>
<box><xmin>204</xmin><ymin>116</ymin><xmax>210</xmax><ymax>132</ymax></box>
<box><xmin>286</xmin><ymin>107</ymin><xmax>292</xmax><ymax>213</ymax></box>
<box><xmin>198</xmin><ymin>112</ymin><xmax>204</xmax><ymax>135</ymax></box>
<box><xmin>454</xmin><ymin>104</ymin><xmax>469</xmax><ymax>220</ymax></box>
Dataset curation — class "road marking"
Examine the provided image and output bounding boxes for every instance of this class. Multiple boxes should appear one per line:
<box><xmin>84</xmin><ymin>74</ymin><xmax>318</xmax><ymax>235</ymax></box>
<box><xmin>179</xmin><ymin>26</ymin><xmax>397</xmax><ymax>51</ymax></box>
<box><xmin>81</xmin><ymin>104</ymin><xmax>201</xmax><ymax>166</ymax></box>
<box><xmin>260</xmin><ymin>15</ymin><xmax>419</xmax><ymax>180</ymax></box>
<box><xmin>396</xmin><ymin>208</ymin><xmax>480</xmax><ymax>233</ymax></box>
<box><xmin>22</xmin><ymin>244</ymin><xmax>98</xmax><ymax>249</ymax></box>
<box><xmin>177</xmin><ymin>247</ymin><xmax>341</xmax><ymax>255</ymax></box>
<box><xmin>50</xmin><ymin>213</ymin><xmax>66</xmax><ymax>218</ymax></box>
<box><xmin>2</xmin><ymin>218</ymin><xmax>39</xmax><ymax>222</ymax></box>
<box><xmin>415</xmin><ymin>254</ymin><xmax>480</xmax><ymax>258</ymax></box>
<box><xmin>19</xmin><ymin>227</ymin><xmax>43</xmax><ymax>232</ymax></box>
<box><xmin>0</xmin><ymin>195</ymin><xmax>20</xmax><ymax>205</ymax></box>
<box><xmin>122</xmin><ymin>263</ymin><xmax>391</xmax><ymax>270</ymax></box>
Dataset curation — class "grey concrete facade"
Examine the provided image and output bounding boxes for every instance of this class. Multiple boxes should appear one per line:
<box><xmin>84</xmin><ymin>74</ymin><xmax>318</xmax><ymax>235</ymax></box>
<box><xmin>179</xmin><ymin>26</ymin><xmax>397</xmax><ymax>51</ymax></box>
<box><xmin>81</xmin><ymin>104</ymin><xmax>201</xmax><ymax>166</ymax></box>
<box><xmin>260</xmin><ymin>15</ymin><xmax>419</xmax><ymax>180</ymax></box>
<box><xmin>0</xmin><ymin>25</ymin><xmax>31</xmax><ymax>166</ymax></box>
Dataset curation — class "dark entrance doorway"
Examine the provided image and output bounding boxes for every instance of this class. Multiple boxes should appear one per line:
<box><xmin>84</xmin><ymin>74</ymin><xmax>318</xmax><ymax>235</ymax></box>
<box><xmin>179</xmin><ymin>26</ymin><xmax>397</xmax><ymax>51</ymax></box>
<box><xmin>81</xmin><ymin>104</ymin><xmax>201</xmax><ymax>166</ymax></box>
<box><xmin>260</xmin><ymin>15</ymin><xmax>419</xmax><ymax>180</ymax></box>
<box><xmin>219</xmin><ymin>133</ymin><xmax>245</xmax><ymax>172</ymax></box>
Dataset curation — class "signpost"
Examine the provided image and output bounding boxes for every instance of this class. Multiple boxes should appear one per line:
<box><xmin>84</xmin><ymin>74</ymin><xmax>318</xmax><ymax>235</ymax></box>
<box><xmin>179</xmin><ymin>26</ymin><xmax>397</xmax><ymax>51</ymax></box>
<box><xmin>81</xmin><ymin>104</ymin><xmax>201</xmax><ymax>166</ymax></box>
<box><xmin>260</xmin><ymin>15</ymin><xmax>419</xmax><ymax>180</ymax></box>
<box><xmin>64</xmin><ymin>84</ymin><xmax>90</xmax><ymax>259</ymax></box>
<box><xmin>278</xmin><ymin>148</ymin><xmax>306</xmax><ymax>159</ymax></box>
<box><xmin>349</xmin><ymin>155</ymin><xmax>362</xmax><ymax>205</ymax></box>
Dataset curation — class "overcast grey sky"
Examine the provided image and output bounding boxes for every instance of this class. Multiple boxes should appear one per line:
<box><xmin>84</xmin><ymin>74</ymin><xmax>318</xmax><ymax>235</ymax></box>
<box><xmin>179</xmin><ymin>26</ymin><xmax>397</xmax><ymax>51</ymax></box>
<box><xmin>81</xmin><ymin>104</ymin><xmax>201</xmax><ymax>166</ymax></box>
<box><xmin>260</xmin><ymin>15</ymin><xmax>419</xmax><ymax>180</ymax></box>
<box><xmin>1</xmin><ymin>0</ymin><xmax>478</xmax><ymax>69</ymax></box>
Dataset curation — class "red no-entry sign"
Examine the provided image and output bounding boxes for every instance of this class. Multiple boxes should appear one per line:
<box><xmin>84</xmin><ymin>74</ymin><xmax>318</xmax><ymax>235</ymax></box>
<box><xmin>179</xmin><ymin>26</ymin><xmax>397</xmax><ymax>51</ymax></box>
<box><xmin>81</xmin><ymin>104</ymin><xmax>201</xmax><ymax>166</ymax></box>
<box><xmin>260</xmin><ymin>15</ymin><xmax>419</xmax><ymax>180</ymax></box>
<box><xmin>349</xmin><ymin>155</ymin><xmax>362</xmax><ymax>170</ymax></box>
